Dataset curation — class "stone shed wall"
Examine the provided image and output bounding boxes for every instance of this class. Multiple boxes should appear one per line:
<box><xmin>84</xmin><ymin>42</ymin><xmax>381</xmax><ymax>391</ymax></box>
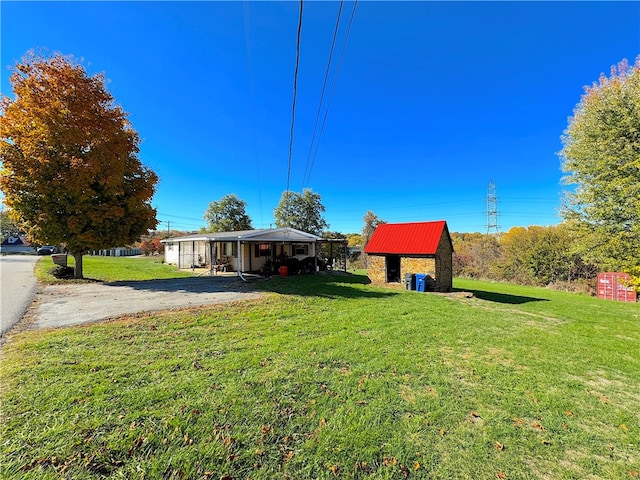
<box><xmin>367</xmin><ymin>255</ymin><xmax>386</xmax><ymax>283</ymax></box>
<box><xmin>367</xmin><ymin>251</ymin><xmax>452</xmax><ymax>292</ymax></box>
<box><xmin>435</xmin><ymin>233</ymin><xmax>453</xmax><ymax>292</ymax></box>
<box><xmin>400</xmin><ymin>257</ymin><xmax>437</xmax><ymax>278</ymax></box>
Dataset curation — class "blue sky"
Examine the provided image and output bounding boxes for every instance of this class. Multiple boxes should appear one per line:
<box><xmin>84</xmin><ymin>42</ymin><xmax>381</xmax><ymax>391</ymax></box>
<box><xmin>2</xmin><ymin>1</ymin><xmax>639</xmax><ymax>234</ymax></box>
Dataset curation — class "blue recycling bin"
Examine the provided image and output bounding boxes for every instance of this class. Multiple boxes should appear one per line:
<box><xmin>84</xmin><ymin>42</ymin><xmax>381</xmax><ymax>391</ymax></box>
<box><xmin>416</xmin><ymin>273</ymin><xmax>426</xmax><ymax>292</ymax></box>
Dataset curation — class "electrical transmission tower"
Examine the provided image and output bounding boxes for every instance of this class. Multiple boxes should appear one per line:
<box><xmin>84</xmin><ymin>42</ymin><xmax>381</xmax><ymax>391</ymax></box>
<box><xmin>486</xmin><ymin>180</ymin><xmax>499</xmax><ymax>234</ymax></box>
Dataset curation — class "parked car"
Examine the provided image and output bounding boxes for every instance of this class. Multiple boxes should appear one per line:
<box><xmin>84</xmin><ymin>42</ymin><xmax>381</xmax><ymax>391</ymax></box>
<box><xmin>37</xmin><ymin>245</ymin><xmax>58</xmax><ymax>255</ymax></box>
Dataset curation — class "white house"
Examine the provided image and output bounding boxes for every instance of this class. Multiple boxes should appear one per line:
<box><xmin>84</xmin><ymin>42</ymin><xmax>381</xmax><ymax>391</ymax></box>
<box><xmin>161</xmin><ymin>228</ymin><xmax>344</xmax><ymax>276</ymax></box>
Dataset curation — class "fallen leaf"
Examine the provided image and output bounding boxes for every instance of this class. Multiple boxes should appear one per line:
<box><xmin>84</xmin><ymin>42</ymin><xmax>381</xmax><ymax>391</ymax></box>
<box><xmin>531</xmin><ymin>422</ymin><xmax>545</xmax><ymax>431</ymax></box>
<box><xmin>414</xmin><ymin>461</ymin><xmax>420</xmax><ymax>470</ymax></box>
<box><xmin>628</xmin><ymin>471</ymin><xmax>639</xmax><ymax>477</ymax></box>
<box><xmin>329</xmin><ymin>464</ymin><xmax>339</xmax><ymax>476</ymax></box>
<box><xmin>496</xmin><ymin>473</ymin><xmax>508</xmax><ymax>479</ymax></box>
<box><xmin>128</xmin><ymin>436</ymin><xmax>144</xmax><ymax>456</ymax></box>
<box><xmin>562</xmin><ymin>422</ymin><xmax>568</xmax><ymax>429</ymax></box>
<box><xmin>541</xmin><ymin>439</ymin><xmax>551</xmax><ymax>445</ymax></box>
<box><xmin>565</xmin><ymin>410</ymin><xmax>573</xmax><ymax>416</ymax></box>
<box><xmin>469</xmin><ymin>412</ymin><xmax>483</xmax><ymax>423</ymax></box>
<box><xmin>494</xmin><ymin>441</ymin><xmax>504</xmax><ymax>451</ymax></box>
<box><xmin>621</xmin><ymin>424</ymin><xmax>629</xmax><ymax>431</ymax></box>
<box><xmin>439</xmin><ymin>429</ymin><xmax>446</xmax><ymax>436</ymax></box>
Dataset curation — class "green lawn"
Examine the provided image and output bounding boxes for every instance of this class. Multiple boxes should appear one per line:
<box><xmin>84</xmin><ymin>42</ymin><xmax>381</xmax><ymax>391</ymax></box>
<box><xmin>1</xmin><ymin>273</ymin><xmax>638</xmax><ymax>479</ymax></box>
<box><xmin>35</xmin><ymin>255</ymin><xmax>195</xmax><ymax>283</ymax></box>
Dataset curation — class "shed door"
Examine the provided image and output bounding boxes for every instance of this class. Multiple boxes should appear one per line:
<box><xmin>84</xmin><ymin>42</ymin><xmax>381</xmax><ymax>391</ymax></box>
<box><xmin>386</xmin><ymin>255</ymin><xmax>401</xmax><ymax>282</ymax></box>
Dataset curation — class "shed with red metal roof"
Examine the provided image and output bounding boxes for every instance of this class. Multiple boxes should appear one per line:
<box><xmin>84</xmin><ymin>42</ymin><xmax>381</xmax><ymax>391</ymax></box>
<box><xmin>364</xmin><ymin>221</ymin><xmax>453</xmax><ymax>292</ymax></box>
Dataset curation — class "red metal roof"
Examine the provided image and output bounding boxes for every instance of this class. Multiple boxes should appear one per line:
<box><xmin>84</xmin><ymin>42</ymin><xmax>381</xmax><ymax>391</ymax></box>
<box><xmin>364</xmin><ymin>221</ymin><xmax>449</xmax><ymax>255</ymax></box>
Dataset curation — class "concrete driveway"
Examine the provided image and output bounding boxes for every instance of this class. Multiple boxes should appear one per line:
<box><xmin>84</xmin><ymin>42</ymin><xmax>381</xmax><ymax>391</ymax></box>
<box><xmin>18</xmin><ymin>276</ymin><xmax>263</xmax><ymax>331</ymax></box>
<box><xmin>1</xmin><ymin>255</ymin><xmax>40</xmax><ymax>335</ymax></box>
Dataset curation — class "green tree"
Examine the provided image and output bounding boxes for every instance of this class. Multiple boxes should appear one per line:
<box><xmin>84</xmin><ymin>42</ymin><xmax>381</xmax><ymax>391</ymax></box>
<box><xmin>203</xmin><ymin>194</ymin><xmax>252</xmax><ymax>232</ymax></box>
<box><xmin>0</xmin><ymin>52</ymin><xmax>158</xmax><ymax>278</ymax></box>
<box><xmin>273</xmin><ymin>189</ymin><xmax>328</xmax><ymax>236</ymax></box>
<box><xmin>559</xmin><ymin>56</ymin><xmax>640</xmax><ymax>284</ymax></box>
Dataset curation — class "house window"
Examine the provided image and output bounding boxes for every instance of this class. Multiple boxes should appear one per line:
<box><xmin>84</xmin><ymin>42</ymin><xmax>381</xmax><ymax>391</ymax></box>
<box><xmin>223</xmin><ymin>242</ymin><xmax>237</xmax><ymax>257</ymax></box>
<box><xmin>255</xmin><ymin>244</ymin><xmax>272</xmax><ymax>257</ymax></box>
<box><xmin>294</xmin><ymin>244</ymin><xmax>308</xmax><ymax>256</ymax></box>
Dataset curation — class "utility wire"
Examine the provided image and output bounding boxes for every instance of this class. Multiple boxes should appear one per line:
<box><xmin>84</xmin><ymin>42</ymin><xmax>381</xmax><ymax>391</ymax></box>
<box><xmin>286</xmin><ymin>0</ymin><xmax>304</xmax><ymax>193</ymax></box>
<box><xmin>303</xmin><ymin>0</ymin><xmax>358</xmax><ymax>189</ymax></box>
<box><xmin>301</xmin><ymin>0</ymin><xmax>344</xmax><ymax>189</ymax></box>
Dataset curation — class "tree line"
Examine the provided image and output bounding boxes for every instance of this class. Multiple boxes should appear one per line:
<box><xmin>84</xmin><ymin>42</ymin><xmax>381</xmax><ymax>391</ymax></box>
<box><xmin>1</xmin><ymin>51</ymin><xmax>637</xmax><ymax>286</ymax></box>
<box><xmin>451</xmin><ymin>225</ymin><xmax>598</xmax><ymax>293</ymax></box>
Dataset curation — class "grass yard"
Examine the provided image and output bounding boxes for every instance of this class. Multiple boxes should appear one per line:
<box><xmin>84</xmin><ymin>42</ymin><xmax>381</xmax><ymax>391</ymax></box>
<box><xmin>35</xmin><ymin>255</ymin><xmax>195</xmax><ymax>283</ymax></box>
<box><xmin>1</xmin><ymin>273</ymin><xmax>638</xmax><ymax>479</ymax></box>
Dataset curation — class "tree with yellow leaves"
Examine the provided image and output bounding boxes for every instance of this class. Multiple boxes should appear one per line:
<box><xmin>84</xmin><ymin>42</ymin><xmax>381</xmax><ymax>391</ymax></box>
<box><xmin>0</xmin><ymin>52</ymin><xmax>158</xmax><ymax>278</ymax></box>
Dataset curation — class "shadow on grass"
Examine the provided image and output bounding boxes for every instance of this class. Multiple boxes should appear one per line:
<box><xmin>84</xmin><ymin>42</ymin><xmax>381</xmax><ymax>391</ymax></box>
<box><xmin>455</xmin><ymin>288</ymin><xmax>549</xmax><ymax>304</ymax></box>
<box><xmin>101</xmin><ymin>271</ymin><xmax>396</xmax><ymax>300</ymax></box>
<box><xmin>252</xmin><ymin>271</ymin><xmax>398</xmax><ymax>300</ymax></box>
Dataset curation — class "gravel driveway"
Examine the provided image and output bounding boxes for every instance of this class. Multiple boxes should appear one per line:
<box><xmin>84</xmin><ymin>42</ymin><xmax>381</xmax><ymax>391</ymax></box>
<box><xmin>20</xmin><ymin>276</ymin><xmax>263</xmax><ymax>330</ymax></box>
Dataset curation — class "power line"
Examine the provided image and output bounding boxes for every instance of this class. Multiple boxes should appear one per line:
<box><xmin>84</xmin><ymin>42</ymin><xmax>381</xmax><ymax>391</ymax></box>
<box><xmin>303</xmin><ymin>0</ymin><xmax>358</xmax><ymax>188</ymax></box>
<box><xmin>301</xmin><ymin>0</ymin><xmax>344</xmax><ymax>188</ymax></box>
<box><xmin>157</xmin><ymin>212</ymin><xmax>203</xmax><ymax>222</ymax></box>
<box><xmin>286</xmin><ymin>0</ymin><xmax>304</xmax><ymax>194</ymax></box>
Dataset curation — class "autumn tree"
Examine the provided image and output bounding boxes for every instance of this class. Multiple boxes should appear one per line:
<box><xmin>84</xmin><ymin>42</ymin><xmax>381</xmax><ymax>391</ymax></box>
<box><xmin>362</xmin><ymin>210</ymin><xmax>385</xmax><ymax>247</ymax></box>
<box><xmin>346</xmin><ymin>233</ymin><xmax>363</xmax><ymax>247</ymax></box>
<box><xmin>274</xmin><ymin>189</ymin><xmax>328</xmax><ymax>236</ymax></box>
<box><xmin>497</xmin><ymin>225</ymin><xmax>592</xmax><ymax>286</ymax></box>
<box><xmin>559</xmin><ymin>56</ymin><xmax>640</xmax><ymax>286</ymax></box>
<box><xmin>451</xmin><ymin>232</ymin><xmax>501</xmax><ymax>279</ymax></box>
<box><xmin>203</xmin><ymin>194</ymin><xmax>252</xmax><ymax>232</ymax></box>
<box><xmin>0</xmin><ymin>52</ymin><xmax>158</xmax><ymax>278</ymax></box>
<box><xmin>140</xmin><ymin>237</ymin><xmax>164</xmax><ymax>256</ymax></box>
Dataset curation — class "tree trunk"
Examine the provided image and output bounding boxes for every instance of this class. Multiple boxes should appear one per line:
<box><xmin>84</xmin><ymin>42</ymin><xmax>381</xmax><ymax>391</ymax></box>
<box><xmin>73</xmin><ymin>252</ymin><xmax>84</xmax><ymax>279</ymax></box>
